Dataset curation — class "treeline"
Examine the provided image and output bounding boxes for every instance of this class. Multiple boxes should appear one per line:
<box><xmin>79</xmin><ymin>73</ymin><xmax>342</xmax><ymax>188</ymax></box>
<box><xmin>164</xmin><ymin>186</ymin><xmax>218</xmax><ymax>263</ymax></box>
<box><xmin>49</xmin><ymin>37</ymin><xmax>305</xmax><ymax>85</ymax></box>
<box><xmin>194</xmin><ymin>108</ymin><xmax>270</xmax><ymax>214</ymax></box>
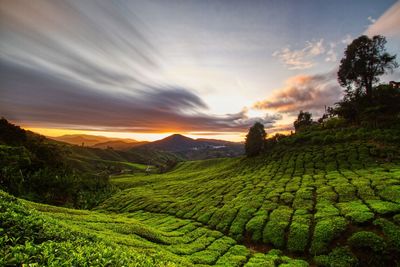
<box><xmin>245</xmin><ymin>35</ymin><xmax>400</xmax><ymax>157</ymax></box>
<box><xmin>0</xmin><ymin>118</ymin><xmax>114</xmax><ymax>208</ymax></box>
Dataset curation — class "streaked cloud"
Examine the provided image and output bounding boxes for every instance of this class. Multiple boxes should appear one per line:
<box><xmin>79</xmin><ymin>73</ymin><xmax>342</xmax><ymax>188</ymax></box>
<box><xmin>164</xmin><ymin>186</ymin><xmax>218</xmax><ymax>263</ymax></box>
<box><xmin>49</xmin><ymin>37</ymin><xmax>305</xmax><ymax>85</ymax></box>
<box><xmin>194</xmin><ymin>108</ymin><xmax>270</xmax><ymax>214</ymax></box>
<box><xmin>0</xmin><ymin>60</ymin><xmax>280</xmax><ymax>132</ymax></box>
<box><xmin>253</xmin><ymin>71</ymin><xmax>342</xmax><ymax>115</ymax></box>
<box><xmin>366</xmin><ymin>1</ymin><xmax>400</xmax><ymax>38</ymax></box>
<box><xmin>0</xmin><ymin>0</ymin><xmax>395</xmax><ymax>139</ymax></box>
<box><xmin>272</xmin><ymin>39</ymin><xmax>325</xmax><ymax>70</ymax></box>
<box><xmin>0</xmin><ymin>0</ymin><xmax>159</xmax><ymax>93</ymax></box>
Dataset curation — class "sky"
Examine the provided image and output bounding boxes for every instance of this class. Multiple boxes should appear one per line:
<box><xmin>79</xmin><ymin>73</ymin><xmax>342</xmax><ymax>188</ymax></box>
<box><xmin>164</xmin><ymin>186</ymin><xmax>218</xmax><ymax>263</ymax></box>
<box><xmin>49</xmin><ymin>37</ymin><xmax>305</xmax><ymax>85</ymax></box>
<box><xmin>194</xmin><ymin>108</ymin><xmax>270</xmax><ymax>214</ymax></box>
<box><xmin>1</xmin><ymin>0</ymin><xmax>399</xmax><ymax>141</ymax></box>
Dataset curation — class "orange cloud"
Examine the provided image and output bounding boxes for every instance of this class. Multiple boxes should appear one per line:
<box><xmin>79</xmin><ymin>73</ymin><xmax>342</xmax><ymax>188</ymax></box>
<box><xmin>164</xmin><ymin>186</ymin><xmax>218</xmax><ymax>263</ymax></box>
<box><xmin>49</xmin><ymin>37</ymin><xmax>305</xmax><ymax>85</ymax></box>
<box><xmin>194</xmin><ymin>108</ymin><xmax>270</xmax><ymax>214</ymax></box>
<box><xmin>253</xmin><ymin>72</ymin><xmax>342</xmax><ymax>115</ymax></box>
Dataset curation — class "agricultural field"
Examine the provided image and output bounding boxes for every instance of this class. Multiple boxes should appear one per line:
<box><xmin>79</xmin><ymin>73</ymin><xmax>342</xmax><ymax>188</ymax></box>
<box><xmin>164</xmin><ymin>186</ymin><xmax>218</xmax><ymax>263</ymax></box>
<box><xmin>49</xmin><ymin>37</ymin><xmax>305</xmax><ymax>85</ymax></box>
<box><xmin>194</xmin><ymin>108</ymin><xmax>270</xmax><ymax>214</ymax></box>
<box><xmin>2</xmin><ymin>140</ymin><xmax>400</xmax><ymax>266</ymax></box>
<box><xmin>1</xmin><ymin>190</ymin><xmax>307</xmax><ymax>266</ymax></box>
<box><xmin>97</xmin><ymin>141</ymin><xmax>400</xmax><ymax>266</ymax></box>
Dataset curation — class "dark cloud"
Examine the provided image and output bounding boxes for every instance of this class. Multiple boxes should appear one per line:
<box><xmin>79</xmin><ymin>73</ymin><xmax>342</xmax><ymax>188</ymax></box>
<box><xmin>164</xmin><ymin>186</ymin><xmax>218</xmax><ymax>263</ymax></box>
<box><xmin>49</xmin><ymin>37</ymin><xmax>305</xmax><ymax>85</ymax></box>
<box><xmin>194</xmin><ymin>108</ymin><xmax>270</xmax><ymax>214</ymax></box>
<box><xmin>0</xmin><ymin>0</ymin><xmax>283</xmax><ymax>133</ymax></box>
<box><xmin>254</xmin><ymin>71</ymin><xmax>343</xmax><ymax>116</ymax></box>
<box><xmin>0</xmin><ymin>0</ymin><xmax>157</xmax><ymax>90</ymax></box>
<box><xmin>0</xmin><ymin>60</ymin><xmax>279</xmax><ymax>132</ymax></box>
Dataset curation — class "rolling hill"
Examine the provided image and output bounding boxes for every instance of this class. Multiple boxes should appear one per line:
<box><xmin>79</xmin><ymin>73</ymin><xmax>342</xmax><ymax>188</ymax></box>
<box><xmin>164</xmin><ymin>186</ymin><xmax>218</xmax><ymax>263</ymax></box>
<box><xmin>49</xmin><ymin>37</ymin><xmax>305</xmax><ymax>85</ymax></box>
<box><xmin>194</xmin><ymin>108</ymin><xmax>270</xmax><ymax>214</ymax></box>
<box><xmin>91</xmin><ymin>140</ymin><xmax>148</xmax><ymax>150</ymax></box>
<box><xmin>50</xmin><ymin>134</ymin><xmax>139</xmax><ymax>147</ymax></box>
<box><xmin>139</xmin><ymin>134</ymin><xmax>244</xmax><ymax>160</ymax></box>
<box><xmin>2</xmin><ymin>118</ymin><xmax>400</xmax><ymax>266</ymax></box>
<box><xmin>96</xmin><ymin>128</ymin><xmax>400</xmax><ymax>266</ymax></box>
<box><xmin>50</xmin><ymin>133</ymin><xmax>243</xmax><ymax>160</ymax></box>
<box><xmin>3</xmin><ymin>128</ymin><xmax>400</xmax><ymax>266</ymax></box>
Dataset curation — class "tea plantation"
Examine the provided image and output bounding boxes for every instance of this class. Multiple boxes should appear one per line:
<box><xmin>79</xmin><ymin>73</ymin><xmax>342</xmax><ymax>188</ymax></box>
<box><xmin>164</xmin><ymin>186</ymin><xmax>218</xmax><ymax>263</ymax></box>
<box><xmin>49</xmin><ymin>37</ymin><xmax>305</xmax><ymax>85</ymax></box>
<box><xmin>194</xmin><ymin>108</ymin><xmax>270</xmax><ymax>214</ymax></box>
<box><xmin>97</xmin><ymin>141</ymin><xmax>400</xmax><ymax>266</ymax></box>
<box><xmin>2</xmin><ymin>139</ymin><xmax>400</xmax><ymax>266</ymax></box>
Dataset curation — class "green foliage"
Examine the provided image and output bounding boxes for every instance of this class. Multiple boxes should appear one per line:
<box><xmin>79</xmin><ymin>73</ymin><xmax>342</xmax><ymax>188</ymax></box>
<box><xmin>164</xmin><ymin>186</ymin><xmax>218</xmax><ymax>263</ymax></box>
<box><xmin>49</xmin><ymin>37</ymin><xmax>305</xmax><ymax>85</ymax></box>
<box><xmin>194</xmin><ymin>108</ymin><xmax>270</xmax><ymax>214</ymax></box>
<box><xmin>245</xmin><ymin>122</ymin><xmax>266</xmax><ymax>157</ymax></box>
<box><xmin>263</xmin><ymin>206</ymin><xmax>293</xmax><ymax>248</ymax></box>
<box><xmin>0</xmin><ymin>190</ymin><xmax>174</xmax><ymax>266</ymax></box>
<box><xmin>310</xmin><ymin>217</ymin><xmax>347</xmax><ymax>255</ymax></box>
<box><xmin>287</xmin><ymin>210</ymin><xmax>311</xmax><ymax>252</ymax></box>
<box><xmin>337</xmin><ymin>201</ymin><xmax>374</xmax><ymax>224</ymax></box>
<box><xmin>294</xmin><ymin>111</ymin><xmax>314</xmax><ymax>132</ymax></box>
<box><xmin>245</xmin><ymin>213</ymin><xmax>268</xmax><ymax>242</ymax></box>
<box><xmin>374</xmin><ymin>218</ymin><xmax>400</xmax><ymax>250</ymax></box>
<box><xmin>314</xmin><ymin>247</ymin><xmax>358</xmax><ymax>267</ymax></box>
<box><xmin>348</xmin><ymin>231</ymin><xmax>386</xmax><ymax>252</ymax></box>
<box><xmin>338</xmin><ymin>35</ymin><xmax>398</xmax><ymax>98</ymax></box>
<box><xmin>367</xmin><ymin>200</ymin><xmax>400</xmax><ymax>214</ymax></box>
<box><xmin>3</xmin><ymin>116</ymin><xmax>400</xmax><ymax>265</ymax></box>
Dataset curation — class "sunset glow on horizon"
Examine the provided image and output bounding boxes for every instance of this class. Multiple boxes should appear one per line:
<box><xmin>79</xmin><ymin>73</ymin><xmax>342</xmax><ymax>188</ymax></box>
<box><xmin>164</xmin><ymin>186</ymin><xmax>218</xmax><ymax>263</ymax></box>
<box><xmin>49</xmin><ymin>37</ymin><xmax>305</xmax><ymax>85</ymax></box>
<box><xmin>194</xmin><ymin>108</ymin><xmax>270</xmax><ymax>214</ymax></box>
<box><xmin>22</xmin><ymin>126</ymin><xmax>249</xmax><ymax>142</ymax></box>
<box><xmin>1</xmin><ymin>0</ymin><xmax>399</xmax><ymax>140</ymax></box>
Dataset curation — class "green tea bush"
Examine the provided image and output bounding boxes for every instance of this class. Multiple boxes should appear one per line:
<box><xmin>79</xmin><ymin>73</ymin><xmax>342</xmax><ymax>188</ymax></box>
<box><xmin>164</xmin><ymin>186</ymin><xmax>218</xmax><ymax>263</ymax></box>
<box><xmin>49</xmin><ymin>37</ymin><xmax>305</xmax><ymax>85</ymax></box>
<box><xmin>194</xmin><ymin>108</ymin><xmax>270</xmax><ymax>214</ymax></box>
<box><xmin>245</xmin><ymin>213</ymin><xmax>268</xmax><ymax>242</ymax></box>
<box><xmin>263</xmin><ymin>206</ymin><xmax>293</xmax><ymax>248</ymax></box>
<box><xmin>337</xmin><ymin>201</ymin><xmax>374</xmax><ymax>224</ymax></box>
<box><xmin>310</xmin><ymin>217</ymin><xmax>347</xmax><ymax>254</ymax></box>
<box><xmin>374</xmin><ymin>218</ymin><xmax>400</xmax><ymax>250</ymax></box>
<box><xmin>348</xmin><ymin>231</ymin><xmax>386</xmax><ymax>252</ymax></box>
<box><xmin>287</xmin><ymin>210</ymin><xmax>311</xmax><ymax>252</ymax></box>
<box><xmin>314</xmin><ymin>246</ymin><xmax>358</xmax><ymax>267</ymax></box>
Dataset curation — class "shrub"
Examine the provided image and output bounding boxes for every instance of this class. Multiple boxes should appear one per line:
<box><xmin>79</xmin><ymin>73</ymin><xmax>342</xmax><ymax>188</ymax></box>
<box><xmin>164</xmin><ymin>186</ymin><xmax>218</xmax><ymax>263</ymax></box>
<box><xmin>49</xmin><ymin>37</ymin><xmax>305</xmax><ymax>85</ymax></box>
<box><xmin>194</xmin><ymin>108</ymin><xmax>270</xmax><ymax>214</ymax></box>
<box><xmin>314</xmin><ymin>246</ymin><xmax>358</xmax><ymax>267</ymax></box>
<box><xmin>367</xmin><ymin>200</ymin><xmax>400</xmax><ymax>214</ymax></box>
<box><xmin>374</xmin><ymin>218</ymin><xmax>400</xmax><ymax>250</ymax></box>
<box><xmin>310</xmin><ymin>217</ymin><xmax>347</xmax><ymax>255</ymax></box>
<box><xmin>337</xmin><ymin>201</ymin><xmax>374</xmax><ymax>224</ymax></box>
<box><xmin>348</xmin><ymin>231</ymin><xmax>386</xmax><ymax>252</ymax></box>
<box><xmin>287</xmin><ymin>210</ymin><xmax>311</xmax><ymax>253</ymax></box>
<box><xmin>263</xmin><ymin>207</ymin><xmax>293</xmax><ymax>248</ymax></box>
<box><xmin>245</xmin><ymin>214</ymin><xmax>268</xmax><ymax>242</ymax></box>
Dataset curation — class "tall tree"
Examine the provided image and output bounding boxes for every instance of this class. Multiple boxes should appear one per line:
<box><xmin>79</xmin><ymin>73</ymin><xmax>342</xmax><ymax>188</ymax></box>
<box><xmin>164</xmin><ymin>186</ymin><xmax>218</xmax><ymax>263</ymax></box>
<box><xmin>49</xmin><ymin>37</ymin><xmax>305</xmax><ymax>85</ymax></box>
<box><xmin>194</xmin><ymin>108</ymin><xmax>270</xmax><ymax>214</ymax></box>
<box><xmin>245</xmin><ymin>122</ymin><xmax>266</xmax><ymax>157</ymax></box>
<box><xmin>338</xmin><ymin>35</ymin><xmax>398</xmax><ymax>98</ymax></box>
<box><xmin>294</xmin><ymin>111</ymin><xmax>313</xmax><ymax>132</ymax></box>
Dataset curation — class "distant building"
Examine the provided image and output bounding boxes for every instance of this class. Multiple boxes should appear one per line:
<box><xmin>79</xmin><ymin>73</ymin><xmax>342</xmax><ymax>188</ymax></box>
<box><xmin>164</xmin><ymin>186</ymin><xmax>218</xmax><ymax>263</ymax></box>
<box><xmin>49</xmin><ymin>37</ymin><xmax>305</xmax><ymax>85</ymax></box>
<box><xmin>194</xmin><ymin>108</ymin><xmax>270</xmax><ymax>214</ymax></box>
<box><xmin>389</xmin><ymin>81</ymin><xmax>400</xmax><ymax>88</ymax></box>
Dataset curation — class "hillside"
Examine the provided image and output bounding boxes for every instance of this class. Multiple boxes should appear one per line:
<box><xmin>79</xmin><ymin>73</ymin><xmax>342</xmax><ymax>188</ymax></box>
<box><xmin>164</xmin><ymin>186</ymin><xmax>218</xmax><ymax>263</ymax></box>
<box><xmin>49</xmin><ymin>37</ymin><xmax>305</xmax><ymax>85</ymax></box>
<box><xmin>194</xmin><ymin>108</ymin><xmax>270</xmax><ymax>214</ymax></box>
<box><xmin>50</xmin><ymin>134</ymin><xmax>138</xmax><ymax>147</ymax></box>
<box><xmin>1</xmin><ymin>185</ymin><xmax>310</xmax><ymax>266</ymax></box>
<box><xmin>139</xmin><ymin>134</ymin><xmax>244</xmax><ymax>160</ymax></box>
<box><xmin>50</xmin><ymin>133</ymin><xmax>243</xmax><ymax>160</ymax></box>
<box><xmin>91</xmin><ymin>140</ymin><xmax>148</xmax><ymax>150</ymax></box>
<box><xmin>97</xmin><ymin>131</ymin><xmax>400</xmax><ymax>266</ymax></box>
<box><xmin>0</xmin><ymin>118</ymin><xmax>179</xmax><ymax>207</ymax></box>
<box><xmin>2</xmin><ymin>126</ymin><xmax>400</xmax><ymax>266</ymax></box>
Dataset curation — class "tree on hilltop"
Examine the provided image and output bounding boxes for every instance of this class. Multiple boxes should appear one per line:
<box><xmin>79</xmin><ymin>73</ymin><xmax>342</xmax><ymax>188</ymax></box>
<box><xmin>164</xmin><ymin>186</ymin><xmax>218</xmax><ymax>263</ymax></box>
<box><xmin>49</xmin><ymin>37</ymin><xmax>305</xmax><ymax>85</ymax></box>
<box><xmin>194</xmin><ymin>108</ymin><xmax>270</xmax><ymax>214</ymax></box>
<box><xmin>338</xmin><ymin>35</ymin><xmax>398</xmax><ymax>99</ymax></box>
<box><xmin>294</xmin><ymin>111</ymin><xmax>313</xmax><ymax>132</ymax></box>
<box><xmin>245</xmin><ymin>122</ymin><xmax>266</xmax><ymax>157</ymax></box>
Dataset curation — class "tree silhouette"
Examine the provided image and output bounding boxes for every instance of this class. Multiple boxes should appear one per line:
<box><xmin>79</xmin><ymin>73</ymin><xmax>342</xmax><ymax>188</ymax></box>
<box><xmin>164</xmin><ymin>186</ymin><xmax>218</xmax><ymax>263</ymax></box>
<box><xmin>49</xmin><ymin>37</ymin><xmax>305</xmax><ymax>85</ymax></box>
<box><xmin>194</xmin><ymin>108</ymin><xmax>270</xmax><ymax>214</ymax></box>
<box><xmin>338</xmin><ymin>35</ymin><xmax>398</xmax><ymax>99</ymax></box>
<box><xmin>294</xmin><ymin>111</ymin><xmax>313</xmax><ymax>132</ymax></box>
<box><xmin>245</xmin><ymin>122</ymin><xmax>266</xmax><ymax>157</ymax></box>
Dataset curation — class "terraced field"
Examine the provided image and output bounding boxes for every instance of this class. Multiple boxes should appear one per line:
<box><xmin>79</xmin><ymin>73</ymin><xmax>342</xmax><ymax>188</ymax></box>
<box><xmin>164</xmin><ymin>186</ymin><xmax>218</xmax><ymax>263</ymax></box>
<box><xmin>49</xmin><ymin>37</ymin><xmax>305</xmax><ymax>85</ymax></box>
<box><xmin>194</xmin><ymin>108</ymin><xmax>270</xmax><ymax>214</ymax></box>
<box><xmin>2</xmin><ymin>140</ymin><xmax>400</xmax><ymax>266</ymax></box>
<box><xmin>97</xmin><ymin>142</ymin><xmax>400</xmax><ymax>266</ymax></box>
<box><xmin>1</xmin><ymin>190</ymin><xmax>308</xmax><ymax>266</ymax></box>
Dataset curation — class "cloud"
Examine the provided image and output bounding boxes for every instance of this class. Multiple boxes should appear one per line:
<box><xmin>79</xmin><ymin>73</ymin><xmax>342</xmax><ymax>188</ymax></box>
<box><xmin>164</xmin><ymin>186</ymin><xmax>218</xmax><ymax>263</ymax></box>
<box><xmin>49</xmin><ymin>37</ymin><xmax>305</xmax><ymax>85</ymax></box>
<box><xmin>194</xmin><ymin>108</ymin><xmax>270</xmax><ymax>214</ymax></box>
<box><xmin>267</xmin><ymin>123</ymin><xmax>294</xmax><ymax>134</ymax></box>
<box><xmin>253</xmin><ymin>71</ymin><xmax>342</xmax><ymax>115</ymax></box>
<box><xmin>365</xmin><ymin>1</ymin><xmax>400</xmax><ymax>38</ymax></box>
<box><xmin>325</xmin><ymin>43</ymin><xmax>337</xmax><ymax>62</ymax></box>
<box><xmin>0</xmin><ymin>60</ymin><xmax>279</xmax><ymax>132</ymax></box>
<box><xmin>273</xmin><ymin>39</ymin><xmax>325</xmax><ymax>70</ymax></box>
<box><xmin>341</xmin><ymin>34</ymin><xmax>353</xmax><ymax>45</ymax></box>
<box><xmin>367</xmin><ymin>16</ymin><xmax>377</xmax><ymax>24</ymax></box>
<box><xmin>0</xmin><ymin>0</ymin><xmax>158</xmax><ymax>93</ymax></box>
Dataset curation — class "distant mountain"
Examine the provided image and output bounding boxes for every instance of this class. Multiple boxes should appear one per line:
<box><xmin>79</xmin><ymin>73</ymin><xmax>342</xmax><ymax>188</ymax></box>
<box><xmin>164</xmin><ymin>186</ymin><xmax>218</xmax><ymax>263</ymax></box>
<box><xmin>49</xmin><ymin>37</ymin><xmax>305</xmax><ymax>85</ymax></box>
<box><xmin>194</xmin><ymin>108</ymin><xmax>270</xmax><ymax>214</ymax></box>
<box><xmin>92</xmin><ymin>140</ymin><xmax>148</xmax><ymax>150</ymax></box>
<box><xmin>50</xmin><ymin>134</ymin><xmax>138</xmax><ymax>147</ymax></box>
<box><xmin>138</xmin><ymin>134</ymin><xmax>244</xmax><ymax>159</ymax></box>
<box><xmin>143</xmin><ymin>134</ymin><xmax>198</xmax><ymax>152</ymax></box>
